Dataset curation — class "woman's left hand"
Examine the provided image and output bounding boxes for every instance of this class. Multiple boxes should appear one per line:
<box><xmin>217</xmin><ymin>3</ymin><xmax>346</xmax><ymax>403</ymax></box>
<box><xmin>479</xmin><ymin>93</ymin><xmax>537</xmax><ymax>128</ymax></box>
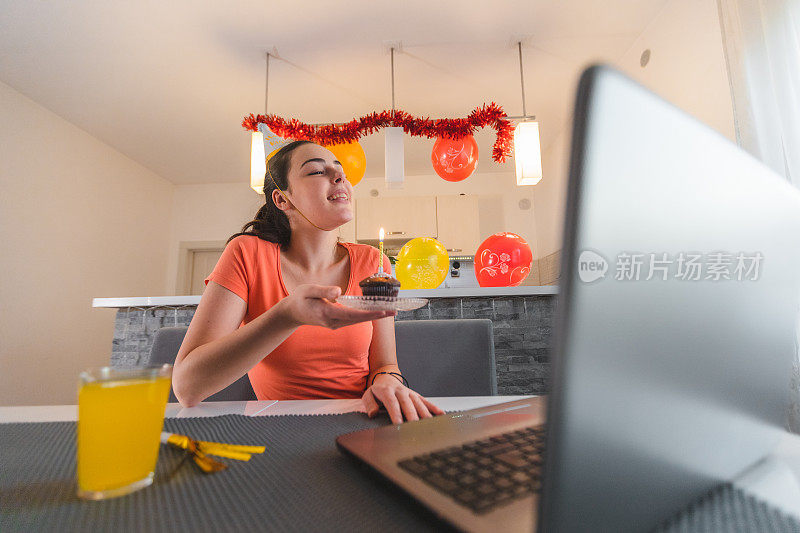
<box><xmin>362</xmin><ymin>374</ymin><xmax>445</xmax><ymax>424</ymax></box>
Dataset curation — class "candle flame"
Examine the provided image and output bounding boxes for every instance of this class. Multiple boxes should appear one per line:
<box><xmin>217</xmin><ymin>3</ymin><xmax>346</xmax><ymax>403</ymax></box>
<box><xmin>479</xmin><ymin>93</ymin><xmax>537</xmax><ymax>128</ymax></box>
<box><xmin>379</xmin><ymin>227</ymin><xmax>385</xmax><ymax>241</ymax></box>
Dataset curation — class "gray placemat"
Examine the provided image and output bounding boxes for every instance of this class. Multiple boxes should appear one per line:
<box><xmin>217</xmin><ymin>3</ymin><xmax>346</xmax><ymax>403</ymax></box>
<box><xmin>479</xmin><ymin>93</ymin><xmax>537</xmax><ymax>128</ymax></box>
<box><xmin>3</xmin><ymin>413</ymin><xmax>800</xmax><ymax>532</ymax></box>
<box><xmin>1</xmin><ymin>413</ymin><xmax>448</xmax><ymax>533</ymax></box>
<box><xmin>658</xmin><ymin>483</ymin><xmax>800</xmax><ymax>533</ymax></box>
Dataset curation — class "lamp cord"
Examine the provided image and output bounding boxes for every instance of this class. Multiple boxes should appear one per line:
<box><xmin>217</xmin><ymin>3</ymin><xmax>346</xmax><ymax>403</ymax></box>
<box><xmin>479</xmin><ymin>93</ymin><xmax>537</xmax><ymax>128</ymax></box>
<box><xmin>518</xmin><ymin>42</ymin><xmax>527</xmax><ymax>118</ymax></box>
<box><xmin>265</xmin><ymin>52</ymin><xmax>270</xmax><ymax>115</ymax></box>
<box><xmin>262</xmin><ymin>51</ymin><xmax>327</xmax><ymax>233</ymax></box>
<box><xmin>391</xmin><ymin>47</ymin><xmax>396</xmax><ymax>113</ymax></box>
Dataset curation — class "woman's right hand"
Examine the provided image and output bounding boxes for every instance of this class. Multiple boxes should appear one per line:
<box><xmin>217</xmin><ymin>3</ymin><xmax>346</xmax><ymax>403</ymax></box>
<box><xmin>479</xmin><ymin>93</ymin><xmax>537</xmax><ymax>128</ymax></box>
<box><xmin>278</xmin><ymin>284</ymin><xmax>394</xmax><ymax>330</ymax></box>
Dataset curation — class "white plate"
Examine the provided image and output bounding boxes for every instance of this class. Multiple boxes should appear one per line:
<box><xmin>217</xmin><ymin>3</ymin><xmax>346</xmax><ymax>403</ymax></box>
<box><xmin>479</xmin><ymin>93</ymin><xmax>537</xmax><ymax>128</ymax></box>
<box><xmin>336</xmin><ymin>295</ymin><xmax>429</xmax><ymax>312</ymax></box>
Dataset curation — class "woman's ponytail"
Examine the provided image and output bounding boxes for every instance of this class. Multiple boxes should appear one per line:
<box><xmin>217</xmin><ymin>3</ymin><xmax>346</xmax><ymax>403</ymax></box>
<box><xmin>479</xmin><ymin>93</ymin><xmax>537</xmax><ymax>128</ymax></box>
<box><xmin>227</xmin><ymin>140</ymin><xmax>313</xmax><ymax>248</ymax></box>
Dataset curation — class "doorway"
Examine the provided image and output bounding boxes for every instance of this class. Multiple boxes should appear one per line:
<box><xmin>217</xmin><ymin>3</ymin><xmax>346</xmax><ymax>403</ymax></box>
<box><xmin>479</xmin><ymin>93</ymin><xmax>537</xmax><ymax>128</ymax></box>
<box><xmin>176</xmin><ymin>241</ymin><xmax>226</xmax><ymax>295</ymax></box>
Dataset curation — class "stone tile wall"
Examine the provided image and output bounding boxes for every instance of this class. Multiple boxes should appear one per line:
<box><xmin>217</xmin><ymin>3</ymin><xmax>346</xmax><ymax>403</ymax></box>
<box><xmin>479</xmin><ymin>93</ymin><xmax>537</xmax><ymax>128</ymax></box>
<box><xmin>110</xmin><ymin>295</ymin><xmax>557</xmax><ymax>395</ymax></box>
<box><xmin>537</xmin><ymin>250</ymin><xmax>561</xmax><ymax>286</ymax></box>
<box><xmin>521</xmin><ymin>250</ymin><xmax>561</xmax><ymax>287</ymax></box>
<box><xmin>111</xmin><ymin>307</ymin><xmax>197</xmax><ymax>368</ymax></box>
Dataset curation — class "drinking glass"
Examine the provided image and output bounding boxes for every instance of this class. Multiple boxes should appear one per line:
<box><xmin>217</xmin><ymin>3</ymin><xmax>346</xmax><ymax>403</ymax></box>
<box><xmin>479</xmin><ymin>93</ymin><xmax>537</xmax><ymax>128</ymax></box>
<box><xmin>77</xmin><ymin>364</ymin><xmax>172</xmax><ymax>500</ymax></box>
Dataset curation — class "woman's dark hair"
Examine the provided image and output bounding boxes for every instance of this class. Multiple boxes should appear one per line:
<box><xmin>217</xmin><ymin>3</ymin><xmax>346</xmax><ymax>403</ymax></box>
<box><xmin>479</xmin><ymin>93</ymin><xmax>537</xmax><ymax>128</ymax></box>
<box><xmin>228</xmin><ymin>140</ymin><xmax>314</xmax><ymax>248</ymax></box>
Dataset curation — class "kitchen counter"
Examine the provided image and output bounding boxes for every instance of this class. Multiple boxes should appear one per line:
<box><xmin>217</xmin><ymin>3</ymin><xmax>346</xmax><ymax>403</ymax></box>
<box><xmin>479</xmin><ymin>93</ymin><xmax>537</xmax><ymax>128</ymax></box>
<box><xmin>95</xmin><ymin>287</ymin><xmax>557</xmax><ymax>397</ymax></box>
<box><xmin>91</xmin><ymin>285</ymin><xmax>558</xmax><ymax>308</ymax></box>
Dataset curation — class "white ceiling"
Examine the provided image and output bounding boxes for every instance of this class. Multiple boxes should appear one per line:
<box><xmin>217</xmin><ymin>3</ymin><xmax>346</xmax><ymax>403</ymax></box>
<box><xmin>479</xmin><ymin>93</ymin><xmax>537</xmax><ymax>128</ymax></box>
<box><xmin>0</xmin><ymin>0</ymin><xmax>669</xmax><ymax>185</ymax></box>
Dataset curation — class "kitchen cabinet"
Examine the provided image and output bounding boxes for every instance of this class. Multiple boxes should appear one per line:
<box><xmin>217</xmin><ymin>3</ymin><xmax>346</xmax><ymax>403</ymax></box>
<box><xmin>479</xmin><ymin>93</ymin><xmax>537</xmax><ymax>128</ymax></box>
<box><xmin>436</xmin><ymin>195</ymin><xmax>481</xmax><ymax>255</ymax></box>
<box><xmin>356</xmin><ymin>196</ymin><xmax>437</xmax><ymax>241</ymax></box>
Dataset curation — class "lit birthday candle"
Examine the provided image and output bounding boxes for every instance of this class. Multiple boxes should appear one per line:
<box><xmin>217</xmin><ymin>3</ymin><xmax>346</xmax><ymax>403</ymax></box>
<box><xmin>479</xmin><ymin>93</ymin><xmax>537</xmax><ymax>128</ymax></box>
<box><xmin>378</xmin><ymin>227</ymin><xmax>385</xmax><ymax>274</ymax></box>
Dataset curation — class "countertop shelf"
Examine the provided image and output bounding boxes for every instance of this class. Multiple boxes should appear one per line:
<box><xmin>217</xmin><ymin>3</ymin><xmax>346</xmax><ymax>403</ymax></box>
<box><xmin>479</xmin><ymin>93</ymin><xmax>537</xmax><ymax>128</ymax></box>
<box><xmin>92</xmin><ymin>286</ymin><xmax>558</xmax><ymax>308</ymax></box>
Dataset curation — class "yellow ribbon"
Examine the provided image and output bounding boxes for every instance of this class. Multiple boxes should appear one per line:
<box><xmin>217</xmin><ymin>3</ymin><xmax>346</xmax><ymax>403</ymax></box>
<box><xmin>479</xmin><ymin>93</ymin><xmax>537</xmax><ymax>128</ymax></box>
<box><xmin>161</xmin><ymin>432</ymin><xmax>266</xmax><ymax>474</ymax></box>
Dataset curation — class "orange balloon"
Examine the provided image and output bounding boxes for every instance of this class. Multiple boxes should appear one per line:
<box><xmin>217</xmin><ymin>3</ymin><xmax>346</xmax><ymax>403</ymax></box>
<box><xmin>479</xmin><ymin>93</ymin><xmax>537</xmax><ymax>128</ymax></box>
<box><xmin>431</xmin><ymin>135</ymin><xmax>479</xmax><ymax>182</ymax></box>
<box><xmin>475</xmin><ymin>232</ymin><xmax>533</xmax><ymax>287</ymax></box>
<box><xmin>326</xmin><ymin>142</ymin><xmax>366</xmax><ymax>186</ymax></box>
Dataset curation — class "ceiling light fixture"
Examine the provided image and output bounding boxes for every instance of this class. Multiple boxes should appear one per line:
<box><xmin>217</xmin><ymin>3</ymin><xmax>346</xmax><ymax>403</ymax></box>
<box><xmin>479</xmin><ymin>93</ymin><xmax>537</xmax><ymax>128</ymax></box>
<box><xmin>514</xmin><ymin>41</ymin><xmax>543</xmax><ymax>186</ymax></box>
<box><xmin>250</xmin><ymin>52</ymin><xmax>270</xmax><ymax>193</ymax></box>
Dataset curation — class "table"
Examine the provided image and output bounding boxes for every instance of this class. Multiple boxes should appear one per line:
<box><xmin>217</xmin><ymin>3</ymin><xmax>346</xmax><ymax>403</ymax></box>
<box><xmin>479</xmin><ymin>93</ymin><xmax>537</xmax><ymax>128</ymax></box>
<box><xmin>3</xmin><ymin>396</ymin><xmax>800</xmax><ymax>523</ymax></box>
<box><xmin>0</xmin><ymin>396</ymin><xmax>533</xmax><ymax>423</ymax></box>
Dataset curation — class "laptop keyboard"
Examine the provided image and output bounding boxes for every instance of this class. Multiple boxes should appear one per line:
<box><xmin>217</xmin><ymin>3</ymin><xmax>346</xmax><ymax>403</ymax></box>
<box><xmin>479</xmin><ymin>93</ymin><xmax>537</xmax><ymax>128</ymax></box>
<box><xmin>397</xmin><ymin>425</ymin><xmax>545</xmax><ymax>514</ymax></box>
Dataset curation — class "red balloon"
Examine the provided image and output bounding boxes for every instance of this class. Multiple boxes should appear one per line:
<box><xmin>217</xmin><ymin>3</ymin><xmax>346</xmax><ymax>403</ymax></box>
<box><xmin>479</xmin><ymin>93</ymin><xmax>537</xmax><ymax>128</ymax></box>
<box><xmin>431</xmin><ymin>135</ymin><xmax>479</xmax><ymax>182</ymax></box>
<box><xmin>475</xmin><ymin>233</ymin><xmax>533</xmax><ymax>287</ymax></box>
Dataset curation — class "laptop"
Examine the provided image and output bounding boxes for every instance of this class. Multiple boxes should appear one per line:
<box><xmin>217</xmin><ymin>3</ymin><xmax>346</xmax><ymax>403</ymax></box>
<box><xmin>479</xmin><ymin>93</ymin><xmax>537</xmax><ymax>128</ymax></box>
<box><xmin>336</xmin><ymin>65</ymin><xmax>800</xmax><ymax>532</ymax></box>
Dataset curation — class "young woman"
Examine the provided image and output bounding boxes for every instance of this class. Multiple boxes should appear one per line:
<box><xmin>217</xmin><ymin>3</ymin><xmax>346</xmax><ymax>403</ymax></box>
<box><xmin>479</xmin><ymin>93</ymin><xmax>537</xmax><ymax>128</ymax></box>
<box><xmin>172</xmin><ymin>140</ymin><xmax>443</xmax><ymax>424</ymax></box>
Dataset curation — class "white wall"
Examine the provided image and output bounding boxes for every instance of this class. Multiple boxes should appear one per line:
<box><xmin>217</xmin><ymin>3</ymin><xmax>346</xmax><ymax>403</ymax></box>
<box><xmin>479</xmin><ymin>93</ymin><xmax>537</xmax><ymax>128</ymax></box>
<box><xmin>534</xmin><ymin>132</ymin><xmax>572</xmax><ymax>259</ymax></box>
<box><xmin>615</xmin><ymin>0</ymin><xmax>735</xmax><ymax>140</ymax></box>
<box><xmin>166</xmin><ymin>183</ymin><xmax>263</xmax><ymax>294</ymax></box>
<box><xmin>0</xmin><ymin>81</ymin><xmax>174</xmax><ymax>406</ymax></box>
<box><xmin>533</xmin><ymin>0</ymin><xmax>736</xmax><ymax>258</ymax></box>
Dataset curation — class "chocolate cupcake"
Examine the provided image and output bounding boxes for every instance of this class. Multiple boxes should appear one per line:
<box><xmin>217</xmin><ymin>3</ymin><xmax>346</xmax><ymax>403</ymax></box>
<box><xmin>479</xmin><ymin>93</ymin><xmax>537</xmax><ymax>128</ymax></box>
<box><xmin>359</xmin><ymin>272</ymin><xmax>401</xmax><ymax>298</ymax></box>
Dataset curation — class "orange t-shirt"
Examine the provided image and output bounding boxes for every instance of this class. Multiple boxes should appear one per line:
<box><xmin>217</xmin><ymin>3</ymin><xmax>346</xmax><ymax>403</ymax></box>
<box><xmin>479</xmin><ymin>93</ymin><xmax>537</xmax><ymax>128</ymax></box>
<box><xmin>205</xmin><ymin>235</ymin><xmax>391</xmax><ymax>400</ymax></box>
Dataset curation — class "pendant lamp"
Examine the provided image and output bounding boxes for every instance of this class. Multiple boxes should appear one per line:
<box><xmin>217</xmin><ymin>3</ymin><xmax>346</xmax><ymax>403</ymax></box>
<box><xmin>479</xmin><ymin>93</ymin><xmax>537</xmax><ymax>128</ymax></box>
<box><xmin>250</xmin><ymin>53</ymin><xmax>270</xmax><ymax>193</ymax></box>
<box><xmin>385</xmin><ymin>45</ymin><xmax>404</xmax><ymax>189</ymax></box>
<box><xmin>514</xmin><ymin>42</ymin><xmax>542</xmax><ymax>186</ymax></box>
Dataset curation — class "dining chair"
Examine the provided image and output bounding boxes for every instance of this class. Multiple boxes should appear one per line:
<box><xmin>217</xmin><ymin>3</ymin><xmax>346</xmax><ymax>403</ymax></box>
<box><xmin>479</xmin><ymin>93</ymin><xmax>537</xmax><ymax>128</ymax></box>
<box><xmin>394</xmin><ymin>319</ymin><xmax>497</xmax><ymax>397</ymax></box>
<box><xmin>149</xmin><ymin>326</ymin><xmax>257</xmax><ymax>402</ymax></box>
<box><xmin>150</xmin><ymin>318</ymin><xmax>496</xmax><ymax>402</ymax></box>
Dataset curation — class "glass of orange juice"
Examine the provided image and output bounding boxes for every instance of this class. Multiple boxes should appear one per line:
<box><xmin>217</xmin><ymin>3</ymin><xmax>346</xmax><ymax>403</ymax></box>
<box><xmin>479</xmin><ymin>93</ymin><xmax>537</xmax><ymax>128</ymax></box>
<box><xmin>77</xmin><ymin>364</ymin><xmax>172</xmax><ymax>500</ymax></box>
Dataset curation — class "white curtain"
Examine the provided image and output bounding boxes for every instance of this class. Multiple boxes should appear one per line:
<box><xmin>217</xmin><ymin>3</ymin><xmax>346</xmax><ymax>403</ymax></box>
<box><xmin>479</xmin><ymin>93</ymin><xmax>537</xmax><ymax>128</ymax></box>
<box><xmin>717</xmin><ymin>0</ymin><xmax>800</xmax><ymax>431</ymax></box>
<box><xmin>717</xmin><ymin>0</ymin><xmax>800</xmax><ymax>182</ymax></box>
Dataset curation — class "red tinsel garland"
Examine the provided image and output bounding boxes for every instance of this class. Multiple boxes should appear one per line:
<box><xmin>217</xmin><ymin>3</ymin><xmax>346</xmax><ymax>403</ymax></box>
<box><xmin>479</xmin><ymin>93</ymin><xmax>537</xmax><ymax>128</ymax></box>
<box><xmin>241</xmin><ymin>103</ymin><xmax>514</xmax><ymax>163</ymax></box>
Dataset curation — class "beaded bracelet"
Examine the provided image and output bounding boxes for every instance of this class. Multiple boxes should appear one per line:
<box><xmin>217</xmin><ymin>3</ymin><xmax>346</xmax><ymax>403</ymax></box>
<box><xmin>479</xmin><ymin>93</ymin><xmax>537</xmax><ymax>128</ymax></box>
<box><xmin>370</xmin><ymin>371</ymin><xmax>409</xmax><ymax>388</ymax></box>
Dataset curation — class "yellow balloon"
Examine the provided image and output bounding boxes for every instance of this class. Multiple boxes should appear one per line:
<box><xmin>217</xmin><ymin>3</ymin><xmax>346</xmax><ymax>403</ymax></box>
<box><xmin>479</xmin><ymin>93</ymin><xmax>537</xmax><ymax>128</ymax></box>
<box><xmin>326</xmin><ymin>142</ymin><xmax>366</xmax><ymax>186</ymax></box>
<box><xmin>395</xmin><ymin>238</ymin><xmax>450</xmax><ymax>290</ymax></box>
